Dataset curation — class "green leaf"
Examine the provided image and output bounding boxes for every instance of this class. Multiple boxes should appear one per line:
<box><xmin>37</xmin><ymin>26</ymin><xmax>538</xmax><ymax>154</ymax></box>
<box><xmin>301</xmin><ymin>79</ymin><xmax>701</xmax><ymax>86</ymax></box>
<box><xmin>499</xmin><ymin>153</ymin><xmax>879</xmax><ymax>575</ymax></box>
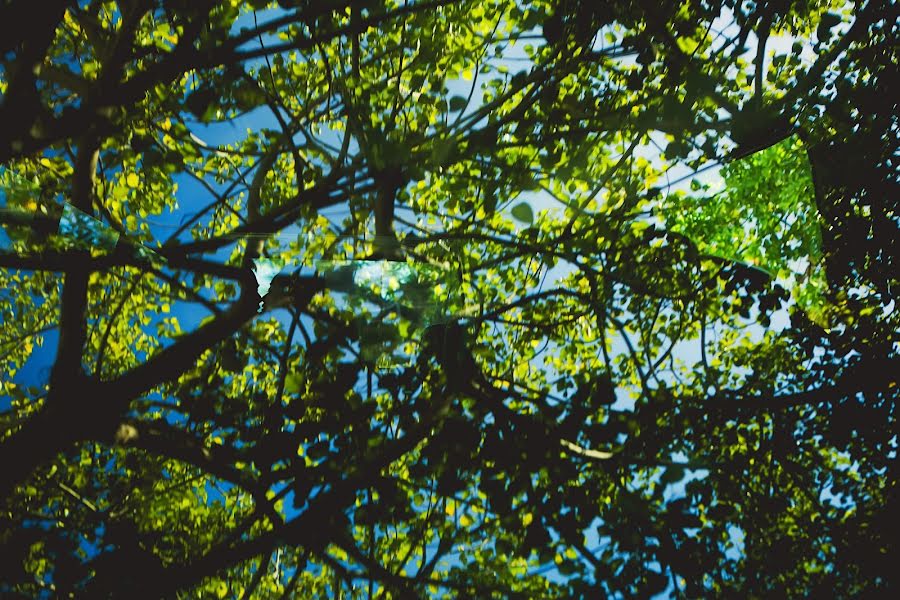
<box><xmin>448</xmin><ymin>95</ymin><xmax>468</xmax><ymax>112</ymax></box>
<box><xmin>215</xmin><ymin>581</ymin><xmax>228</xmax><ymax>598</ymax></box>
<box><xmin>284</xmin><ymin>373</ymin><xmax>303</xmax><ymax>395</ymax></box>
<box><xmin>660</xmin><ymin>465</ymin><xmax>686</xmax><ymax>485</ymax></box>
<box><xmin>185</xmin><ymin>86</ymin><xmax>217</xmax><ymax>120</ymax></box>
<box><xmin>483</xmin><ymin>184</ymin><xmax>498</xmax><ymax>215</ymax></box>
<box><xmin>431</xmin><ymin>138</ymin><xmax>456</xmax><ymax>166</ymax></box>
<box><xmin>510</xmin><ymin>202</ymin><xmax>534</xmax><ymax>224</ymax></box>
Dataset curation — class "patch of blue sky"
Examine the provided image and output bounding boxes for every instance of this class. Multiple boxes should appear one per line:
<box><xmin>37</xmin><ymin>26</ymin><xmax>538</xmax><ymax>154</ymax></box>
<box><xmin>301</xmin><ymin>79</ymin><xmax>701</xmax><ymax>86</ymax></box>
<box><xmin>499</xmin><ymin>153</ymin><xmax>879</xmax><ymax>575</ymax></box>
<box><xmin>0</xmin><ymin>223</ymin><xmax>11</xmax><ymax>252</ymax></box>
<box><xmin>13</xmin><ymin>329</ymin><xmax>60</xmax><ymax>392</ymax></box>
<box><xmin>58</xmin><ymin>202</ymin><xmax>120</xmax><ymax>250</ymax></box>
<box><xmin>204</xmin><ymin>478</ymin><xmax>234</xmax><ymax>507</ymax></box>
<box><xmin>230</xmin><ymin>6</ymin><xmax>291</xmax><ymax>50</ymax></box>
<box><xmin>724</xmin><ymin>525</ymin><xmax>746</xmax><ymax>562</ymax></box>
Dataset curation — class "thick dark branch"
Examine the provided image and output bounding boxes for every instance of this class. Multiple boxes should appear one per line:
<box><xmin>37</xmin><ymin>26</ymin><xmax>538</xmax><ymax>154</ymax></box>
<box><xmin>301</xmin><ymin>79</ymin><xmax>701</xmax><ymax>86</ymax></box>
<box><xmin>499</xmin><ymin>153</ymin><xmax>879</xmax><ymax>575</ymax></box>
<box><xmin>716</xmin><ymin>357</ymin><xmax>899</xmax><ymax>414</ymax></box>
<box><xmin>0</xmin><ymin>0</ymin><xmax>69</xmax><ymax>152</ymax></box>
<box><xmin>102</xmin><ymin>293</ymin><xmax>258</xmax><ymax>397</ymax></box>
<box><xmin>112</xmin><ymin>419</ymin><xmax>257</xmax><ymax>491</ymax></box>
<box><xmin>161</xmin><ymin>175</ymin><xmax>368</xmax><ymax>258</ymax></box>
<box><xmin>0</xmin><ymin>403</ymin><xmax>88</xmax><ymax>502</ymax></box>
<box><xmin>753</xmin><ymin>11</ymin><xmax>774</xmax><ymax>104</ymax></box>
<box><xmin>48</xmin><ymin>137</ymin><xmax>99</xmax><ymax>389</ymax></box>
<box><xmin>0</xmin><ymin>137</ymin><xmax>100</xmax><ymax>503</ymax></box>
<box><xmin>240</xmin><ymin>143</ymin><xmax>284</xmax><ymax>274</ymax></box>
<box><xmin>0</xmin><ymin>247</ymin><xmax>249</xmax><ymax>282</ymax></box>
<box><xmin>0</xmin><ymin>249</ymin><xmax>107</xmax><ymax>273</ymax></box>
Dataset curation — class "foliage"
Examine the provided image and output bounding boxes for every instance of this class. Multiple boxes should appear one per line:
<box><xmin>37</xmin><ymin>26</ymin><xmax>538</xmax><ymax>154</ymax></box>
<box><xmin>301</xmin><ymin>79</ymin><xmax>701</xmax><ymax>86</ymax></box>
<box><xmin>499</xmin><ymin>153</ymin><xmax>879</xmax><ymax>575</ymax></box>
<box><xmin>0</xmin><ymin>0</ymin><xmax>896</xmax><ymax>598</ymax></box>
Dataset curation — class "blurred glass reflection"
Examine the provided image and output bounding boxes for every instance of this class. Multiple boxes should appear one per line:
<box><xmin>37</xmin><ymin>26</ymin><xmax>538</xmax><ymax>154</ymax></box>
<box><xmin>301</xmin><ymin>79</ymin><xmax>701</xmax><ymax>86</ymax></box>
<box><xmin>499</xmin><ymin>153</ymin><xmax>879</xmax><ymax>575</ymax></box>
<box><xmin>318</xmin><ymin>260</ymin><xmax>459</xmax><ymax>368</ymax></box>
<box><xmin>57</xmin><ymin>203</ymin><xmax>120</xmax><ymax>251</ymax></box>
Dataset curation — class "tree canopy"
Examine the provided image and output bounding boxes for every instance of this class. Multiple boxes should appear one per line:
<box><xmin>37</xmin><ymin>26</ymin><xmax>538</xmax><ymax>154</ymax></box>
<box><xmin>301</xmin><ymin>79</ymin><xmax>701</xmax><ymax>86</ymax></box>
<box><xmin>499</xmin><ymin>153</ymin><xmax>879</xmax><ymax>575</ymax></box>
<box><xmin>0</xmin><ymin>0</ymin><xmax>896</xmax><ymax>597</ymax></box>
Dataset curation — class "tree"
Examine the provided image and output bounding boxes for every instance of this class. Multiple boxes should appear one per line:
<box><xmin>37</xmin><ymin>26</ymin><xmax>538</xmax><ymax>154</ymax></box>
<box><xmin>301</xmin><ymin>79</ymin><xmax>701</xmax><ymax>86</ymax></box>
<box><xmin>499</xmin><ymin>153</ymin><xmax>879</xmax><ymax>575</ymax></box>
<box><xmin>0</xmin><ymin>0</ymin><xmax>895</xmax><ymax>597</ymax></box>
